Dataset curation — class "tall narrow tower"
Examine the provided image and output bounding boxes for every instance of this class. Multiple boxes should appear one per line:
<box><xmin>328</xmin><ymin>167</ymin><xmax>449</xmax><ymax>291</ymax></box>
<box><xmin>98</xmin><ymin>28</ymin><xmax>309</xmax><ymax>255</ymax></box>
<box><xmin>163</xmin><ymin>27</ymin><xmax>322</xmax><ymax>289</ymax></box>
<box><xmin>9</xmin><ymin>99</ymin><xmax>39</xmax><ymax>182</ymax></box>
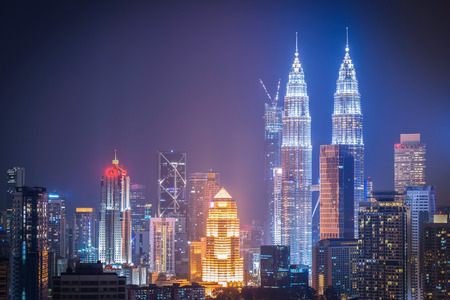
<box><xmin>281</xmin><ymin>33</ymin><xmax>312</xmax><ymax>266</ymax></box>
<box><xmin>99</xmin><ymin>151</ymin><xmax>131</xmax><ymax>265</ymax></box>
<box><xmin>261</xmin><ymin>79</ymin><xmax>283</xmax><ymax>245</ymax></box>
<box><xmin>332</xmin><ymin>29</ymin><xmax>364</xmax><ymax>237</ymax></box>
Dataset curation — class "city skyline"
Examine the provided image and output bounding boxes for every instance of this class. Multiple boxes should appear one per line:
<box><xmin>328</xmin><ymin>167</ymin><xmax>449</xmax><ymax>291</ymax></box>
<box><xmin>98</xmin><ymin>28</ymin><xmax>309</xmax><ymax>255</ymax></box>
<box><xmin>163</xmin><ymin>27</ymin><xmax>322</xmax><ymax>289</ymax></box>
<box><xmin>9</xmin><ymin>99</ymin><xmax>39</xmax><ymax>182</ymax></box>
<box><xmin>1</xmin><ymin>1</ymin><xmax>450</xmax><ymax>225</ymax></box>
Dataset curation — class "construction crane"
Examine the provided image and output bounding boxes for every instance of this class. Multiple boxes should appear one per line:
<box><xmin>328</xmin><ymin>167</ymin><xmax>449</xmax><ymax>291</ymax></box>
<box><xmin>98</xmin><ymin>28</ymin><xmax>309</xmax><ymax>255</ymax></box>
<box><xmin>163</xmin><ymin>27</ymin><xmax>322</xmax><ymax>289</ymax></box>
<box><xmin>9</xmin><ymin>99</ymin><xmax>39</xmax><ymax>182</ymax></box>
<box><xmin>259</xmin><ymin>78</ymin><xmax>281</xmax><ymax>106</ymax></box>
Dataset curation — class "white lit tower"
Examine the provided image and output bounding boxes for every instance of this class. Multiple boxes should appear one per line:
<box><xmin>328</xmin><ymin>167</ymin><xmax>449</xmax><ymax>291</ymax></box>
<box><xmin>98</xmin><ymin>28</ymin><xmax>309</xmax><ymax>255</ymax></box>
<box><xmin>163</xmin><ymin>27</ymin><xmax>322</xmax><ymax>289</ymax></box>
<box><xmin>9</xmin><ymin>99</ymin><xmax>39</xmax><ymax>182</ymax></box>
<box><xmin>260</xmin><ymin>78</ymin><xmax>283</xmax><ymax>245</ymax></box>
<box><xmin>99</xmin><ymin>151</ymin><xmax>132</xmax><ymax>265</ymax></box>
<box><xmin>332</xmin><ymin>29</ymin><xmax>364</xmax><ymax>237</ymax></box>
<box><xmin>281</xmin><ymin>33</ymin><xmax>312</xmax><ymax>266</ymax></box>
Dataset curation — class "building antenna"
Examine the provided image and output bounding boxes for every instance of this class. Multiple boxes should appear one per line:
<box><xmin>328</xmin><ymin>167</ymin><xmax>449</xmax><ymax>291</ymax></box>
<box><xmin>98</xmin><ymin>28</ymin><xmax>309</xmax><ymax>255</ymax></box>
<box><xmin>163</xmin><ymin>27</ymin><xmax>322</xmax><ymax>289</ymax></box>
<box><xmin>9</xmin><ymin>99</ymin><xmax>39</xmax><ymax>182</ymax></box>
<box><xmin>295</xmin><ymin>32</ymin><xmax>298</xmax><ymax>54</ymax></box>
<box><xmin>346</xmin><ymin>27</ymin><xmax>349</xmax><ymax>52</ymax></box>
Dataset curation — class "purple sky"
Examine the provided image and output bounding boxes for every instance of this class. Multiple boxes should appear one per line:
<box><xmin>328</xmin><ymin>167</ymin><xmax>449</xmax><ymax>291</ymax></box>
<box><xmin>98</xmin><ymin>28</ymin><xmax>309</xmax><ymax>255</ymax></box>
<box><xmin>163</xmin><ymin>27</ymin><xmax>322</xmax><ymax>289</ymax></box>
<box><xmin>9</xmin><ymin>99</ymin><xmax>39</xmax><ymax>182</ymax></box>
<box><xmin>1</xmin><ymin>0</ymin><xmax>449</xmax><ymax>224</ymax></box>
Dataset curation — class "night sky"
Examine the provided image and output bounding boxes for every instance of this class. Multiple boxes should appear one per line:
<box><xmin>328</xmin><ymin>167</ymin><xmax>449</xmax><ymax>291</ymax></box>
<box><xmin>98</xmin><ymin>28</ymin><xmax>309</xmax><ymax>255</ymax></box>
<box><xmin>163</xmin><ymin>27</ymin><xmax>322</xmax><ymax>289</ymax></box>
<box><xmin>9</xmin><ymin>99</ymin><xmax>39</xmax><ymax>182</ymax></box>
<box><xmin>1</xmin><ymin>1</ymin><xmax>449</xmax><ymax>224</ymax></box>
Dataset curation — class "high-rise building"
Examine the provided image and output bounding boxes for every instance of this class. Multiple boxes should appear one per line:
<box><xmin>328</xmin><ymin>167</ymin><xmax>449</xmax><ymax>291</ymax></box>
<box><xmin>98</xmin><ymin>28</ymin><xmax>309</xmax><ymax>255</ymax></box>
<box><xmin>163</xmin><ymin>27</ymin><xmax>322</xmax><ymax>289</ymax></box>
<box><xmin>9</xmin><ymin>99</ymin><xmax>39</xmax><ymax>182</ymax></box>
<box><xmin>6</xmin><ymin>167</ymin><xmax>25</xmax><ymax>210</ymax></box>
<box><xmin>260</xmin><ymin>245</ymin><xmax>290</xmax><ymax>288</ymax></box>
<box><xmin>364</xmin><ymin>176</ymin><xmax>373</xmax><ymax>201</ymax></box>
<box><xmin>319</xmin><ymin>145</ymin><xmax>354</xmax><ymax>240</ymax></box>
<box><xmin>130</xmin><ymin>184</ymin><xmax>150</xmax><ymax>264</ymax></box>
<box><xmin>405</xmin><ymin>186</ymin><xmax>436</xmax><ymax>300</ymax></box>
<box><xmin>10</xmin><ymin>186</ymin><xmax>48</xmax><ymax>300</ymax></box>
<box><xmin>0</xmin><ymin>230</ymin><xmax>9</xmax><ymax>300</ymax></box>
<box><xmin>187</xmin><ymin>172</ymin><xmax>220</xmax><ymax>242</ymax></box>
<box><xmin>47</xmin><ymin>192</ymin><xmax>66</xmax><ymax>259</ymax></box>
<box><xmin>394</xmin><ymin>133</ymin><xmax>426</xmax><ymax>194</ymax></box>
<box><xmin>263</xmin><ymin>86</ymin><xmax>283</xmax><ymax>245</ymax></box>
<box><xmin>358</xmin><ymin>191</ymin><xmax>407</xmax><ymax>299</ymax></box>
<box><xmin>272</xmin><ymin>168</ymin><xmax>282</xmax><ymax>245</ymax></box>
<box><xmin>281</xmin><ymin>35</ymin><xmax>312</xmax><ymax>266</ymax></box>
<box><xmin>422</xmin><ymin>214</ymin><xmax>450</xmax><ymax>299</ymax></box>
<box><xmin>157</xmin><ymin>151</ymin><xmax>188</xmax><ymax>277</ymax></box>
<box><xmin>149</xmin><ymin>217</ymin><xmax>175</xmax><ymax>275</ymax></box>
<box><xmin>99</xmin><ymin>151</ymin><xmax>132</xmax><ymax>265</ymax></box>
<box><xmin>312</xmin><ymin>239</ymin><xmax>358</xmax><ymax>299</ymax></box>
<box><xmin>73</xmin><ymin>208</ymin><xmax>97</xmax><ymax>263</ymax></box>
<box><xmin>189</xmin><ymin>238</ymin><xmax>206</xmax><ymax>283</ymax></box>
<box><xmin>202</xmin><ymin>188</ymin><xmax>243</xmax><ymax>286</ymax></box>
<box><xmin>331</xmin><ymin>34</ymin><xmax>364</xmax><ymax>237</ymax></box>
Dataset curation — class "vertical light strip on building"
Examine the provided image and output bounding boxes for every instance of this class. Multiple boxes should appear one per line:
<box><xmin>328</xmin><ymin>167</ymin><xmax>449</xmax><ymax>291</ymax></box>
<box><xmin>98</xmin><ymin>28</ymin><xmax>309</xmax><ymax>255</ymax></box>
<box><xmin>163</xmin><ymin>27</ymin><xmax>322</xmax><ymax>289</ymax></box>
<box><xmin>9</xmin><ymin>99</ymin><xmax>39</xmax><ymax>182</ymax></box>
<box><xmin>281</xmin><ymin>33</ymin><xmax>312</xmax><ymax>266</ymax></box>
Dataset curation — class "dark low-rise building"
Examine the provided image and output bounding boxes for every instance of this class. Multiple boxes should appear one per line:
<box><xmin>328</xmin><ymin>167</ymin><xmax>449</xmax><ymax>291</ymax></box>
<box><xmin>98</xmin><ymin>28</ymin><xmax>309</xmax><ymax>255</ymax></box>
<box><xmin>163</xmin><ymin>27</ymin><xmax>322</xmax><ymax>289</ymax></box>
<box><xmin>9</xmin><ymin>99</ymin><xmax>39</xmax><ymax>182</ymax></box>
<box><xmin>52</xmin><ymin>263</ymin><xmax>126</xmax><ymax>299</ymax></box>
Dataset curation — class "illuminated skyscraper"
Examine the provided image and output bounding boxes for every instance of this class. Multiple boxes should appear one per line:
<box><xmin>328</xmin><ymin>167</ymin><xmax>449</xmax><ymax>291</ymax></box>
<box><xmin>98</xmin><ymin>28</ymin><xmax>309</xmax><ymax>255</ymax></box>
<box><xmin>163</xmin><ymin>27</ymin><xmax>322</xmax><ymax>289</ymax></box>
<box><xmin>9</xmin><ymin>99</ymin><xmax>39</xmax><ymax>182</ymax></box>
<box><xmin>261</xmin><ymin>79</ymin><xmax>283</xmax><ymax>245</ymax></box>
<box><xmin>158</xmin><ymin>151</ymin><xmax>188</xmax><ymax>277</ymax></box>
<box><xmin>358</xmin><ymin>191</ymin><xmax>407</xmax><ymax>299</ymax></box>
<box><xmin>73</xmin><ymin>208</ymin><xmax>97</xmax><ymax>262</ymax></box>
<box><xmin>47</xmin><ymin>192</ymin><xmax>66</xmax><ymax>258</ymax></box>
<box><xmin>149</xmin><ymin>217</ymin><xmax>175</xmax><ymax>275</ymax></box>
<box><xmin>405</xmin><ymin>185</ymin><xmax>436</xmax><ymax>300</ymax></box>
<box><xmin>281</xmin><ymin>34</ymin><xmax>312</xmax><ymax>266</ymax></box>
<box><xmin>10</xmin><ymin>186</ymin><xmax>48</xmax><ymax>300</ymax></box>
<box><xmin>319</xmin><ymin>145</ymin><xmax>354</xmax><ymax>240</ymax></box>
<box><xmin>99</xmin><ymin>151</ymin><xmax>132</xmax><ymax>265</ymax></box>
<box><xmin>203</xmin><ymin>188</ymin><xmax>243</xmax><ymax>286</ymax></box>
<box><xmin>187</xmin><ymin>172</ymin><xmax>220</xmax><ymax>242</ymax></box>
<box><xmin>130</xmin><ymin>184</ymin><xmax>150</xmax><ymax>264</ymax></box>
<box><xmin>331</xmin><ymin>31</ymin><xmax>364</xmax><ymax>237</ymax></box>
<box><xmin>394</xmin><ymin>133</ymin><xmax>426</xmax><ymax>194</ymax></box>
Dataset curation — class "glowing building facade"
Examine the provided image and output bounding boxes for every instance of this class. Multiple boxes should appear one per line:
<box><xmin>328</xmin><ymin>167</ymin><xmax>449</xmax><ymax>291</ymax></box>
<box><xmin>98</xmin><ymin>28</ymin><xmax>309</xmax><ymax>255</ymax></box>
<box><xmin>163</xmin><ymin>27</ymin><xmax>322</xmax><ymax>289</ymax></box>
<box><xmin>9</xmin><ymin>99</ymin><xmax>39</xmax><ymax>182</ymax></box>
<box><xmin>281</xmin><ymin>37</ymin><xmax>312</xmax><ymax>266</ymax></box>
<box><xmin>99</xmin><ymin>152</ymin><xmax>132</xmax><ymax>265</ymax></box>
<box><xmin>203</xmin><ymin>188</ymin><xmax>243</xmax><ymax>286</ymax></box>
<box><xmin>73</xmin><ymin>208</ymin><xmax>97</xmax><ymax>263</ymax></box>
<box><xmin>47</xmin><ymin>192</ymin><xmax>66</xmax><ymax>258</ymax></box>
<box><xmin>264</xmin><ymin>100</ymin><xmax>283</xmax><ymax>245</ymax></box>
<box><xmin>394</xmin><ymin>134</ymin><xmax>426</xmax><ymax>194</ymax></box>
<box><xmin>149</xmin><ymin>217</ymin><xmax>175</xmax><ymax>275</ymax></box>
<box><xmin>331</xmin><ymin>38</ymin><xmax>364</xmax><ymax>237</ymax></box>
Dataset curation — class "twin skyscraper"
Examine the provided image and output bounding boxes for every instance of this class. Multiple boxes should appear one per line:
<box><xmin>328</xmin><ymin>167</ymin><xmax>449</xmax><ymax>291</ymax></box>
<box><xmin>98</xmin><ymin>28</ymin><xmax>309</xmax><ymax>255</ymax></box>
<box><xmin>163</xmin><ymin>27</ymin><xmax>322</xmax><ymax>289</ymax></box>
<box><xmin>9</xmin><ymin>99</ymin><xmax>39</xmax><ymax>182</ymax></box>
<box><xmin>264</xmin><ymin>30</ymin><xmax>363</xmax><ymax>267</ymax></box>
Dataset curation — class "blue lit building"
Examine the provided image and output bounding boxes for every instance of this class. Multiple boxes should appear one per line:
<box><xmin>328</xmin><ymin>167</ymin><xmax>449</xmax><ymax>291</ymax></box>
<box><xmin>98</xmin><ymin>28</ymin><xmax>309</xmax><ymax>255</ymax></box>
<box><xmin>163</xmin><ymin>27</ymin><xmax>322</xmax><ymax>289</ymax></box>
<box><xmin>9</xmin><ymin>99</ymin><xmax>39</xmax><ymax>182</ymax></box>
<box><xmin>281</xmin><ymin>35</ymin><xmax>312</xmax><ymax>266</ymax></box>
<box><xmin>331</xmin><ymin>32</ymin><xmax>364</xmax><ymax>237</ymax></box>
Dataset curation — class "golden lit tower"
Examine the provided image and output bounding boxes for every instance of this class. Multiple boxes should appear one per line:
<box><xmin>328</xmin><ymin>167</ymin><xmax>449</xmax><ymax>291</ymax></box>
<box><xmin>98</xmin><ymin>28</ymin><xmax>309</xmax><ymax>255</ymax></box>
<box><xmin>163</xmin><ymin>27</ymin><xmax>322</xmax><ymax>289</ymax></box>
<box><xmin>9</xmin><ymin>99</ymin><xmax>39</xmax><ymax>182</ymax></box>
<box><xmin>202</xmin><ymin>188</ymin><xmax>243</xmax><ymax>287</ymax></box>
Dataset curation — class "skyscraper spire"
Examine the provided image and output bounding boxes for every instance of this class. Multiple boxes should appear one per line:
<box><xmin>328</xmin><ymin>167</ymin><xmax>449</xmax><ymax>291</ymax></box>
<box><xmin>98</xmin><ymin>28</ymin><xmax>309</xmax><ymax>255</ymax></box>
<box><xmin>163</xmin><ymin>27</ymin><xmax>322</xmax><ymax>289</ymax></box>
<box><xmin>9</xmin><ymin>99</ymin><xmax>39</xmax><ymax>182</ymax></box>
<box><xmin>346</xmin><ymin>27</ymin><xmax>349</xmax><ymax>52</ymax></box>
<box><xmin>295</xmin><ymin>32</ymin><xmax>298</xmax><ymax>54</ymax></box>
<box><xmin>113</xmin><ymin>149</ymin><xmax>119</xmax><ymax>165</ymax></box>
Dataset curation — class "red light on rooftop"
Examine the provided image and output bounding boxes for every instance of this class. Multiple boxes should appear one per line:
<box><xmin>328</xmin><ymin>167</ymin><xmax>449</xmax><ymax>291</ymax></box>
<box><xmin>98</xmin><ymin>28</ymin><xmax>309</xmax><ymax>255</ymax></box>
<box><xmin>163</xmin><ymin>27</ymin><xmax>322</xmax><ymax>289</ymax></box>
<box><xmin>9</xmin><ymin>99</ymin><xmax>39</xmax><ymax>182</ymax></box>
<box><xmin>394</xmin><ymin>144</ymin><xmax>401</xmax><ymax>148</ymax></box>
<box><xmin>106</xmin><ymin>168</ymin><xmax>118</xmax><ymax>177</ymax></box>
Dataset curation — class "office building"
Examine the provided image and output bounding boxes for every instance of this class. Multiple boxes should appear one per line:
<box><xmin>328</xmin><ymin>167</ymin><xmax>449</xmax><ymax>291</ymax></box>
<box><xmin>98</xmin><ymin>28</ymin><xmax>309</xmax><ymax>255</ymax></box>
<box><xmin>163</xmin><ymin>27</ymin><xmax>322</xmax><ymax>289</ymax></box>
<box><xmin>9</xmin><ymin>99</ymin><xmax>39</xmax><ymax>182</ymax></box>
<box><xmin>202</xmin><ymin>188</ymin><xmax>243</xmax><ymax>286</ymax></box>
<box><xmin>310</xmin><ymin>183</ymin><xmax>320</xmax><ymax>247</ymax></box>
<box><xmin>6</xmin><ymin>167</ymin><xmax>25</xmax><ymax>210</ymax></box>
<box><xmin>189</xmin><ymin>238</ymin><xmax>206</xmax><ymax>283</ymax></box>
<box><xmin>47</xmin><ymin>192</ymin><xmax>66</xmax><ymax>258</ymax></box>
<box><xmin>358</xmin><ymin>191</ymin><xmax>407</xmax><ymax>299</ymax></box>
<box><xmin>364</xmin><ymin>176</ymin><xmax>373</xmax><ymax>201</ymax></box>
<box><xmin>99</xmin><ymin>151</ymin><xmax>132</xmax><ymax>265</ymax></box>
<box><xmin>331</xmin><ymin>35</ymin><xmax>364</xmax><ymax>237</ymax></box>
<box><xmin>319</xmin><ymin>145</ymin><xmax>355</xmax><ymax>240</ymax></box>
<box><xmin>73</xmin><ymin>207</ymin><xmax>97</xmax><ymax>262</ymax></box>
<box><xmin>0</xmin><ymin>230</ymin><xmax>9</xmax><ymax>300</ymax></box>
<box><xmin>260</xmin><ymin>245</ymin><xmax>290</xmax><ymax>288</ymax></box>
<box><xmin>10</xmin><ymin>186</ymin><xmax>48</xmax><ymax>300</ymax></box>
<box><xmin>52</xmin><ymin>263</ymin><xmax>127</xmax><ymax>299</ymax></box>
<box><xmin>158</xmin><ymin>151</ymin><xmax>188</xmax><ymax>277</ymax></box>
<box><xmin>130</xmin><ymin>183</ymin><xmax>150</xmax><ymax>264</ymax></box>
<box><xmin>394</xmin><ymin>133</ymin><xmax>426</xmax><ymax>194</ymax></box>
<box><xmin>127</xmin><ymin>283</ymin><xmax>206</xmax><ymax>300</ymax></box>
<box><xmin>150</xmin><ymin>217</ymin><xmax>176</xmax><ymax>275</ymax></box>
<box><xmin>422</xmin><ymin>214</ymin><xmax>450</xmax><ymax>299</ymax></box>
<box><xmin>281</xmin><ymin>35</ymin><xmax>312</xmax><ymax>266</ymax></box>
<box><xmin>263</xmin><ymin>86</ymin><xmax>283</xmax><ymax>245</ymax></box>
<box><xmin>187</xmin><ymin>172</ymin><xmax>220</xmax><ymax>242</ymax></box>
<box><xmin>312</xmin><ymin>239</ymin><xmax>358</xmax><ymax>299</ymax></box>
<box><xmin>405</xmin><ymin>185</ymin><xmax>436</xmax><ymax>300</ymax></box>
